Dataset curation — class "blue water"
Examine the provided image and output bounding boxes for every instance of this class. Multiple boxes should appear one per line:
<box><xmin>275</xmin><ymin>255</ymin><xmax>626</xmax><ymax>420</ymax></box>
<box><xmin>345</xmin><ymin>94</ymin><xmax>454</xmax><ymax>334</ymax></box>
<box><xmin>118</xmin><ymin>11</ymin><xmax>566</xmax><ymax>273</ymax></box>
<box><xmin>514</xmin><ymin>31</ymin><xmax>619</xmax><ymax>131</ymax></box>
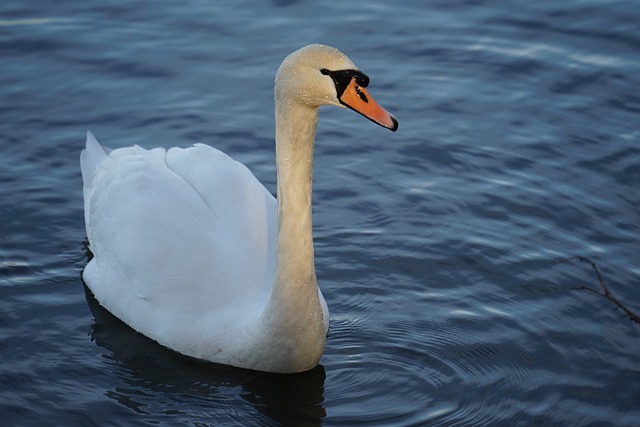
<box><xmin>1</xmin><ymin>1</ymin><xmax>639</xmax><ymax>425</ymax></box>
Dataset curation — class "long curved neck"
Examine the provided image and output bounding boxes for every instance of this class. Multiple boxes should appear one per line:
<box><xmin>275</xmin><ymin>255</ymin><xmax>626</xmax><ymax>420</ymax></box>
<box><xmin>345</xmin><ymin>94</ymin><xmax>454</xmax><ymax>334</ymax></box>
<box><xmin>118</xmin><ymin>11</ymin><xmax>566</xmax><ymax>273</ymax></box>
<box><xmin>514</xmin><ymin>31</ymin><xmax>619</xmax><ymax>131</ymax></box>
<box><xmin>273</xmin><ymin>100</ymin><xmax>318</xmax><ymax>292</ymax></box>
<box><xmin>252</xmin><ymin>96</ymin><xmax>326</xmax><ymax>371</ymax></box>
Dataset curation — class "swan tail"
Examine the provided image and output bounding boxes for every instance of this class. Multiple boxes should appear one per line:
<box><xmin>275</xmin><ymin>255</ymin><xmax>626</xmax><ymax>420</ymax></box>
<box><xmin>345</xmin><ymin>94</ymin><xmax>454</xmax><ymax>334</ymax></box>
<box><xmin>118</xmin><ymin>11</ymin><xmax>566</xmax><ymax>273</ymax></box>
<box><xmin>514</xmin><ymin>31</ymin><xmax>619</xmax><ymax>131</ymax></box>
<box><xmin>80</xmin><ymin>131</ymin><xmax>109</xmax><ymax>184</ymax></box>
<box><xmin>81</xmin><ymin>131</ymin><xmax>111</xmax><ymax>249</ymax></box>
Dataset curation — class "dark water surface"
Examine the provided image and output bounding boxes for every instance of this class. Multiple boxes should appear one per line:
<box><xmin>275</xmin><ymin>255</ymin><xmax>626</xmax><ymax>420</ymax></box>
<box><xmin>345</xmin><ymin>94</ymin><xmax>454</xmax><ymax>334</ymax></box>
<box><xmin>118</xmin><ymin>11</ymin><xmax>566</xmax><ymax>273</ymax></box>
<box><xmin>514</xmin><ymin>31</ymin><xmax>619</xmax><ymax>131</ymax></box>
<box><xmin>1</xmin><ymin>1</ymin><xmax>639</xmax><ymax>425</ymax></box>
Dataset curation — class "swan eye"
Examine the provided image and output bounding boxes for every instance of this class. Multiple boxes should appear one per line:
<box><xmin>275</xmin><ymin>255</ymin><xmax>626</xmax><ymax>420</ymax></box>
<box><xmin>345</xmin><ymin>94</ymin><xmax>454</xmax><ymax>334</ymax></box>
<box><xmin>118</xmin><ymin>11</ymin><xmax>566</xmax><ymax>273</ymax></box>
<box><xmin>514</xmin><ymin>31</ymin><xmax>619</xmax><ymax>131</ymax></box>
<box><xmin>322</xmin><ymin>69</ymin><xmax>371</xmax><ymax>98</ymax></box>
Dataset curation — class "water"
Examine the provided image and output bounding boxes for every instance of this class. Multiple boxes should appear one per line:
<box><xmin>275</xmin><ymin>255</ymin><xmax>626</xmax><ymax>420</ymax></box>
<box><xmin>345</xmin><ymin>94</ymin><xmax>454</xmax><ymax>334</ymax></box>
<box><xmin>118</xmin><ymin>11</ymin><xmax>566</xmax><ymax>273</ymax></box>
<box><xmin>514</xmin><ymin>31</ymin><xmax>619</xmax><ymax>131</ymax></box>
<box><xmin>1</xmin><ymin>0</ymin><xmax>639</xmax><ymax>425</ymax></box>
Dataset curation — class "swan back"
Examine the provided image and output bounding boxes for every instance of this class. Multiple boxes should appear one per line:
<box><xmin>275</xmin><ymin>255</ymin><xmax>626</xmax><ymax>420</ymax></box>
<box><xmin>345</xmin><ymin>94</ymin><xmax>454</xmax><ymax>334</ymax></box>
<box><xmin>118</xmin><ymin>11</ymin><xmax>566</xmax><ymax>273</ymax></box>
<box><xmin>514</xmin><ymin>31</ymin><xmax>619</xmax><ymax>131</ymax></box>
<box><xmin>81</xmin><ymin>134</ymin><xmax>279</xmax><ymax>364</ymax></box>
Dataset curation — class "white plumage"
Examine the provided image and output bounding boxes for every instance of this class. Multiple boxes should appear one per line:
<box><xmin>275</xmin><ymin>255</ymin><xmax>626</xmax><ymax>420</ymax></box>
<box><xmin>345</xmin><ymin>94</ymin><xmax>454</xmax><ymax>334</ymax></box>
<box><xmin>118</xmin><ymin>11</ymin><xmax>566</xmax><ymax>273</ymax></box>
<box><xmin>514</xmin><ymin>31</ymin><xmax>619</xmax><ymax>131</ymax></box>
<box><xmin>81</xmin><ymin>44</ymin><xmax>396</xmax><ymax>373</ymax></box>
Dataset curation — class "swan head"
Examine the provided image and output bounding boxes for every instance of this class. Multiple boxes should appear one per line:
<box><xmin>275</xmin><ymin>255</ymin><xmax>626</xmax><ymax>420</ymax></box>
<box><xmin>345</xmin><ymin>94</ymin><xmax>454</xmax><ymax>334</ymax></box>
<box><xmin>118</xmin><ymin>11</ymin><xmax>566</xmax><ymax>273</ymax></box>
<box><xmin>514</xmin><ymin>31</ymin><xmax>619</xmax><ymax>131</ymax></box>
<box><xmin>275</xmin><ymin>44</ymin><xmax>398</xmax><ymax>131</ymax></box>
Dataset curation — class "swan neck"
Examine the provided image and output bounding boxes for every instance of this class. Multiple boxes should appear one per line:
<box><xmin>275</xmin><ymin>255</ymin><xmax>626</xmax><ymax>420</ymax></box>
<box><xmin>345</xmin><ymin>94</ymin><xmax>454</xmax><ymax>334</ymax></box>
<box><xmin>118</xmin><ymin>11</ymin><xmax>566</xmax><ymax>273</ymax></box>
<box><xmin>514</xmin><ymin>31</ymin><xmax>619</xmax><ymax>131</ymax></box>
<box><xmin>253</xmin><ymin>94</ymin><xmax>326</xmax><ymax>373</ymax></box>
<box><xmin>274</xmin><ymin>101</ymin><xmax>318</xmax><ymax>285</ymax></box>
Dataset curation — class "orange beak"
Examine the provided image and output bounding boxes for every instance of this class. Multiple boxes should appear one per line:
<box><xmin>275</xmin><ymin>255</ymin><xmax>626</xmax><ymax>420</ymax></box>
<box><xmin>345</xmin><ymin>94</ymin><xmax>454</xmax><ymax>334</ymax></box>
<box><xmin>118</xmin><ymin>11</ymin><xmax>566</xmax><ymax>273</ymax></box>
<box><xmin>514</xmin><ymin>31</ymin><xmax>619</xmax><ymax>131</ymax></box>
<box><xmin>339</xmin><ymin>78</ymin><xmax>398</xmax><ymax>132</ymax></box>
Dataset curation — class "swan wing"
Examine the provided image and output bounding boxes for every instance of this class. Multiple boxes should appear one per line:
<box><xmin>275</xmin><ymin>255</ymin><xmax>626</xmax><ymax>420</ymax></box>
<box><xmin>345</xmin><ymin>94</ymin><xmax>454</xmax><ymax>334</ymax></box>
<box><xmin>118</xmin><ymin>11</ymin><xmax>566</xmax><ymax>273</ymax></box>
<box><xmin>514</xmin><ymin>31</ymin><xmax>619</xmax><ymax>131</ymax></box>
<box><xmin>81</xmin><ymin>133</ymin><xmax>277</xmax><ymax>340</ymax></box>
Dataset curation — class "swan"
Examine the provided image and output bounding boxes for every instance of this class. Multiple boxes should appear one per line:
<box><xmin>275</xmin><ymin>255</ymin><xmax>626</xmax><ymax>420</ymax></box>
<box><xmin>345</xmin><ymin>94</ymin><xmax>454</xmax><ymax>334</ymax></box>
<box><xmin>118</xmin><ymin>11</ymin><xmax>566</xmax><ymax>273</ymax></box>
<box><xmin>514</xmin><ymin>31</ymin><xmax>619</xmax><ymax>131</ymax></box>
<box><xmin>81</xmin><ymin>44</ymin><xmax>398</xmax><ymax>373</ymax></box>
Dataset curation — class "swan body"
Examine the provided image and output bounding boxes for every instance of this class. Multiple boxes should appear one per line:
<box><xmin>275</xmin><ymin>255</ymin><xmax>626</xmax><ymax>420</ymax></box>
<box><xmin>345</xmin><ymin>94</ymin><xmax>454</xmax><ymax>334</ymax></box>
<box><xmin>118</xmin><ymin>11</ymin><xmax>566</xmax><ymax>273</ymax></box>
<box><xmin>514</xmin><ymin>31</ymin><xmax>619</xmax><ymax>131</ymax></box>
<box><xmin>81</xmin><ymin>44</ymin><xmax>397</xmax><ymax>373</ymax></box>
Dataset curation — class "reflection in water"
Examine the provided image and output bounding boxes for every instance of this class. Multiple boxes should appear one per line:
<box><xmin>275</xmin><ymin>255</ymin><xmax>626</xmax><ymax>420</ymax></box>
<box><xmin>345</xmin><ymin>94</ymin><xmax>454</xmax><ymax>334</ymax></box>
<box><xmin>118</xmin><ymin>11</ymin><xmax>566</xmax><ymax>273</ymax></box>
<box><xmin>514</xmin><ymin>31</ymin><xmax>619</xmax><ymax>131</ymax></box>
<box><xmin>84</xmin><ymin>286</ymin><xmax>326</xmax><ymax>425</ymax></box>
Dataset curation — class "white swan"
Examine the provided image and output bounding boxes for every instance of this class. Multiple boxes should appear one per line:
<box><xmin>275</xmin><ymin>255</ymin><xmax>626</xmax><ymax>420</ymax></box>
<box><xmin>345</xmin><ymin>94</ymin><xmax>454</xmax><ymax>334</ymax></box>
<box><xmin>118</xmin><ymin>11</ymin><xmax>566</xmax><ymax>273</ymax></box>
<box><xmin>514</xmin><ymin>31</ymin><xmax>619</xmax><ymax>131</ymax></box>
<box><xmin>81</xmin><ymin>44</ymin><xmax>397</xmax><ymax>373</ymax></box>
